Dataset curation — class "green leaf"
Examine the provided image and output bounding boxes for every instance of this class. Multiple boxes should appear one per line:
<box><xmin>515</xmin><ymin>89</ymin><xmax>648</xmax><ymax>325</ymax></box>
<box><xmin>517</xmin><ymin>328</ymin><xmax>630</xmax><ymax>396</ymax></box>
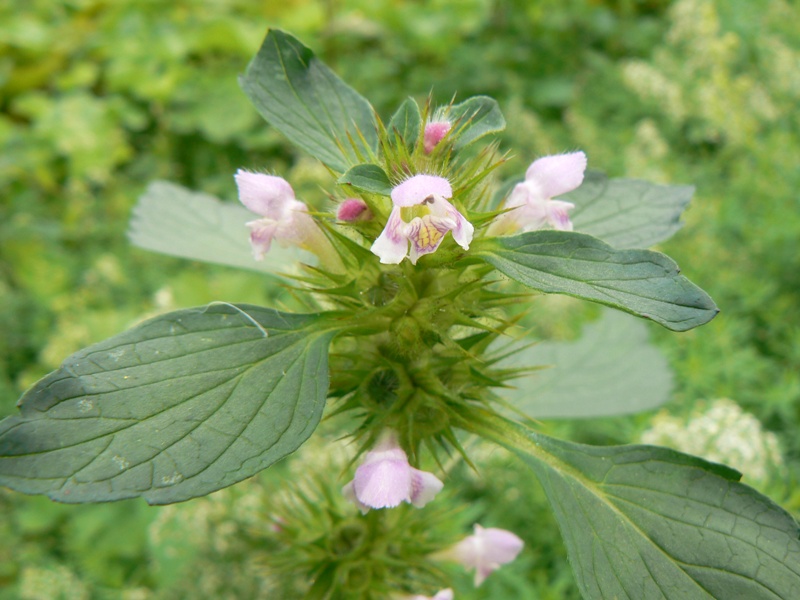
<box><xmin>477</xmin><ymin>231</ymin><xmax>718</xmax><ymax>331</ymax></box>
<box><xmin>497</xmin><ymin>309</ymin><xmax>672</xmax><ymax>418</ymax></box>
<box><xmin>239</xmin><ymin>29</ymin><xmax>378</xmax><ymax>172</ymax></box>
<box><xmin>506</xmin><ymin>427</ymin><xmax>800</xmax><ymax>600</ymax></box>
<box><xmin>129</xmin><ymin>181</ymin><xmax>313</xmax><ymax>275</ymax></box>
<box><xmin>0</xmin><ymin>304</ymin><xmax>336</xmax><ymax>504</ymax></box>
<box><xmin>449</xmin><ymin>96</ymin><xmax>505</xmax><ymax>149</ymax></box>
<box><xmin>337</xmin><ymin>164</ymin><xmax>392</xmax><ymax>196</ymax></box>
<box><xmin>568</xmin><ymin>171</ymin><xmax>694</xmax><ymax>249</ymax></box>
<box><xmin>388</xmin><ymin>97</ymin><xmax>421</xmax><ymax>149</ymax></box>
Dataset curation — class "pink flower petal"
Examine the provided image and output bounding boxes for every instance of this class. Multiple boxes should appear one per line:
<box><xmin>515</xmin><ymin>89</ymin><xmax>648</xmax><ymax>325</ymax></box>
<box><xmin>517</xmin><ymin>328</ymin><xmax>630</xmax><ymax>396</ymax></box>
<box><xmin>524</xmin><ymin>151</ymin><xmax>587</xmax><ymax>200</ymax></box>
<box><xmin>451</xmin><ymin>524</ymin><xmax>524</xmax><ymax>587</ymax></box>
<box><xmin>546</xmin><ymin>200</ymin><xmax>575</xmax><ymax>231</ymax></box>
<box><xmin>409</xmin><ymin>469</ymin><xmax>444</xmax><ymax>508</ymax></box>
<box><xmin>478</xmin><ymin>526</ymin><xmax>524</xmax><ymax>565</ymax></box>
<box><xmin>343</xmin><ymin>431</ymin><xmax>444</xmax><ymax>511</ymax></box>
<box><xmin>354</xmin><ymin>457</ymin><xmax>413</xmax><ymax>508</ymax></box>
<box><xmin>391</xmin><ymin>175</ymin><xmax>453</xmax><ymax>207</ymax></box>
<box><xmin>371</xmin><ymin>207</ymin><xmax>409</xmax><ymax>264</ymax></box>
<box><xmin>246</xmin><ymin>219</ymin><xmax>278</xmax><ymax>260</ymax></box>
<box><xmin>235</xmin><ymin>170</ymin><xmax>296</xmax><ymax>217</ymax></box>
<box><xmin>436</xmin><ymin>198</ymin><xmax>474</xmax><ymax>250</ymax></box>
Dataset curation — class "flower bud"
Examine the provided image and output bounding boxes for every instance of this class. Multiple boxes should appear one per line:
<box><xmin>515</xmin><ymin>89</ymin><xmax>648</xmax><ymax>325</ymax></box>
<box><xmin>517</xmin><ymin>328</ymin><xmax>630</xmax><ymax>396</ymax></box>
<box><xmin>423</xmin><ymin>120</ymin><xmax>452</xmax><ymax>154</ymax></box>
<box><xmin>337</xmin><ymin>198</ymin><xmax>371</xmax><ymax>221</ymax></box>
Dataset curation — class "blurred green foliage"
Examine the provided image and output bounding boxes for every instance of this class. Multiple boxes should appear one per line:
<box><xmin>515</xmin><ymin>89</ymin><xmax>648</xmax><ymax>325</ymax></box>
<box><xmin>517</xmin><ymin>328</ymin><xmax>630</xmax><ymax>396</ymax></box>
<box><xmin>1</xmin><ymin>0</ymin><xmax>798</xmax><ymax>597</ymax></box>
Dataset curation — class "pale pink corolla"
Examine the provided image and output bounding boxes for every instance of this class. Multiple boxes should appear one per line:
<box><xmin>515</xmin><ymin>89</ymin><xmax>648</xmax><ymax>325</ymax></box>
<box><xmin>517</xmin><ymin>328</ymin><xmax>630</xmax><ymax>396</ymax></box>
<box><xmin>423</xmin><ymin>120</ymin><xmax>452</xmax><ymax>153</ymax></box>
<box><xmin>408</xmin><ymin>589</ymin><xmax>454</xmax><ymax>600</ymax></box>
<box><xmin>450</xmin><ymin>524</ymin><xmax>524</xmax><ymax>586</ymax></box>
<box><xmin>370</xmin><ymin>175</ymin><xmax>474</xmax><ymax>265</ymax></box>
<box><xmin>235</xmin><ymin>169</ymin><xmax>322</xmax><ymax>260</ymax></box>
<box><xmin>342</xmin><ymin>431</ymin><xmax>443</xmax><ymax>512</ymax></box>
<box><xmin>490</xmin><ymin>151</ymin><xmax>587</xmax><ymax>234</ymax></box>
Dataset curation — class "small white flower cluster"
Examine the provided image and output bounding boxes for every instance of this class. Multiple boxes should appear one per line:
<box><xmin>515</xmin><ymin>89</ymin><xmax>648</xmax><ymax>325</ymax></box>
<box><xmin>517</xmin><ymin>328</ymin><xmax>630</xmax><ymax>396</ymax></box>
<box><xmin>640</xmin><ymin>398</ymin><xmax>783</xmax><ymax>483</ymax></box>
<box><xmin>19</xmin><ymin>564</ymin><xmax>88</xmax><ymax>600</ymax></box>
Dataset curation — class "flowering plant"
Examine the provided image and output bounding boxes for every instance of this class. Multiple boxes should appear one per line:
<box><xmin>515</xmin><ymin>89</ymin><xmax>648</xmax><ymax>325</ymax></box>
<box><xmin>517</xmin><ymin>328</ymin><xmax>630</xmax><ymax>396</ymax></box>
<box><xmin>1</xmin><ymin>30</ymin><xmax>798</xmax><ymax>599</ymax></box>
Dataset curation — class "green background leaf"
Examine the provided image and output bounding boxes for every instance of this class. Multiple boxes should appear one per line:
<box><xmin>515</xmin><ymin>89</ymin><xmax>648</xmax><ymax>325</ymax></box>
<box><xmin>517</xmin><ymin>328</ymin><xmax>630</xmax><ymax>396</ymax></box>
<box><xmin>478</xmin><ymin>231</ymin><xmax>718</xmax><ymax>331</ymax></box>
<box><xmin>449</xmin><ymin>96</ymin><xmax>506</xmax><ymax>149</ymax></box>
<box><xmin>239</xmin><ymin>29</ymin><xmax>378</xmax><ymax>173</ymax></box>
<box><xmin>497</xmin><ymin>309</ymin><xmax>673</xmax><ymax>418</ymax></box>
<box><xmin>337</xmin><ymin>163</ymin><xmax>393</xmax><ymax>196</ymax></box>
<box><xmin>129</xmin><ymin>181</ymin><xmax>313</xmax><ymax>275</ymax></box>
<box><xmin>509</xmin><ymin>429</ymin><xmax>800</xmax><ymax>600</ymax></box>
<box><xmin>568</xmin><ymin>171</ymin><xmax>694</xmax><ymax>249</ymax></box>
<box><xmin>0</xmin><ymin>304</ymin><xmax>335</xmax><ymax>504</ymax></box>
<box><xmin>388</xmin><ymin>97</ymin><xmax>421</xmax><ymax>149</ymax></box>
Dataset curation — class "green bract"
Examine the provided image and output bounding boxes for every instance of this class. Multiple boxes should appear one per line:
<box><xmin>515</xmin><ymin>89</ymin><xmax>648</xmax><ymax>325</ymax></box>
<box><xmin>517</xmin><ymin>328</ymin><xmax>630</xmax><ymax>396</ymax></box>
<box><xmin>2</xmin><ymin>27</ymin><xmax>797</xmax><ymax>600</ymax></box>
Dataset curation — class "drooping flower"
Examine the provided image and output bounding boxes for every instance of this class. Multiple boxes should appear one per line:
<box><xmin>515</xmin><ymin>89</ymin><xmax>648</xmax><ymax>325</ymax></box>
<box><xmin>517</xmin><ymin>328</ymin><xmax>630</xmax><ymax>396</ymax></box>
<box><xmin>447</xmin><ymin>524</ymin><xmax>524</xmax><ymax>586</ymax></box>
<box><xmin>370</xmin><ymin>175</ymin><xmax>474</xmax><ymax>265</ymax></box>
<box><xmin>342</xmin><ymin>430</ymin><xmax>443</xmax><ymax>512</ymax></box>
<box><xmin>235</xmin><ymin>169</ymin><xmax>327</xmax><ymax>260</ymax></box>
<box><xmin>489</xmin><ymin>151</ymin><xmax>587</xmax><ymax>235</ymax></box>
<box><xmin>423</xmin><ymin>120</ymin><xmax>452</xmax><ymax>154</ymax></box>
<box><xmin>408</xmin><ymin>589</ymin><xmax>454</xmax><ymax>600</ymax></box>
<box><xmin>337</xmin><ymin>198</ymin><xmax>370</xmax><ymax>222</ymax></box>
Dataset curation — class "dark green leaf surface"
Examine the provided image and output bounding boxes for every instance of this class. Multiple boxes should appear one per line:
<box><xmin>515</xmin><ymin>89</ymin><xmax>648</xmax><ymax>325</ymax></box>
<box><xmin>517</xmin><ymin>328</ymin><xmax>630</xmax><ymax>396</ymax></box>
<box><xmin>337</xmin><ymin>164</ymin><xmax>392</xmax><ymax>196</ymax></box>
<box><xmin>568</xmin><ymin>171</ymin><xmax>694</xmax><ymax>249</ymax></box>
<box><xmin>478</xmin><ymin>231</ymin><xmax>718</xmax><ymax>331</ymax></box>
<box><xmin>388</xmin><ymin>97</ymin><xmax>421</xmax><ymax>149</ymax></box>
<box><xmin>449</xmin><ymin>96</ymin><xmax>505</xmax><ymax>149</ymax></box>
<box><xmin>0</xmin><ymin>304</ymin><xmax>335</xmax><ymax>504</ymax></box>
<box><xmin>511</xmin><ymin>430</ymin><xmax>800</xmax><ymax>600</ymax></box>
<box><xmin>129</xmin><ymin>181</ymin><xmax>312</xmax><ymax>275</ymax></box>
<box><xmin>239</xmin><ymin>29</ymin><xmax>378</xmax><ymax>172</ymax></box>
<box><xmin>497</xmin><ymin>309</ymin><xmax>672</xmax><ymax>418</ymax></box>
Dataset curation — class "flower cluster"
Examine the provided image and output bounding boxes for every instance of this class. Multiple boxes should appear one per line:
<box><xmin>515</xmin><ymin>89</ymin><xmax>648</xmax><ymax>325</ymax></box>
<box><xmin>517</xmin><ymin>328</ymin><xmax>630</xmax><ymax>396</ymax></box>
<box><xmin>236</xmin><ymin>153</ymin><xmax>586</xmax><ymax>267</ymax></box>
<box><xmin>233</xmin><ymin>104</ymin><xmax>586</xmax><ymax>595</ymax></box>
<box><xmin>641</xmin><ymin>398</ymin><xmax>783</xmax><ymax>482</ymax></box>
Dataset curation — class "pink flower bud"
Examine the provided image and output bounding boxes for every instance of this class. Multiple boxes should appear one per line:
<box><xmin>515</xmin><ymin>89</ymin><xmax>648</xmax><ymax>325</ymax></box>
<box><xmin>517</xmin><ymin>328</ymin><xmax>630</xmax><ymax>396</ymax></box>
<box><xmin>337</xmin><ymin>198</ymin><xmax>370</xmax><ymax>221</ymax></box>
<box><xmin>423</xmin><ymin>121</ymin><xmax>452</xmax><ymax>154</ymax></box>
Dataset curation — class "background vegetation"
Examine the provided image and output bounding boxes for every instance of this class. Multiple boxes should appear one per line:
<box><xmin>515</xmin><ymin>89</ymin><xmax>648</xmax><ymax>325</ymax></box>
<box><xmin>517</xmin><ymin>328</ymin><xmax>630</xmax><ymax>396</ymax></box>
<box><xmin>1</xmin><ymin>0</ymin><xmax>798</xmax><ymax>598</ymax></box>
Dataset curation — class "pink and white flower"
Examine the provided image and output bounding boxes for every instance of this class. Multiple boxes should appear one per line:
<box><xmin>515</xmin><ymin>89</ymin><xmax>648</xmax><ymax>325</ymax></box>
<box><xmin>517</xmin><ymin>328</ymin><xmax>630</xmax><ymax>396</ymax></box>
<box><xmin>449</xmin><ymin>524</ymin><xmax>524</xmax><ymax>586</ymax></box>
<box><xmin>370</xmin><ymin>175</ymin><xmax>474</xmax><ymax>265</ymax></box>
<box><xmin>342</xmin><ymin>430</ymin><xmax>444</xmax><ymax>512</ymax></box>
<box><xmin>235</xmin><ymin>169</ymin><xmax>324</xmax><ymax>260</ymax></box>
<box><xmin>490</xmin><ymin>151</ymin><xmax>587</xmax><ymax>234</ymax></box>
